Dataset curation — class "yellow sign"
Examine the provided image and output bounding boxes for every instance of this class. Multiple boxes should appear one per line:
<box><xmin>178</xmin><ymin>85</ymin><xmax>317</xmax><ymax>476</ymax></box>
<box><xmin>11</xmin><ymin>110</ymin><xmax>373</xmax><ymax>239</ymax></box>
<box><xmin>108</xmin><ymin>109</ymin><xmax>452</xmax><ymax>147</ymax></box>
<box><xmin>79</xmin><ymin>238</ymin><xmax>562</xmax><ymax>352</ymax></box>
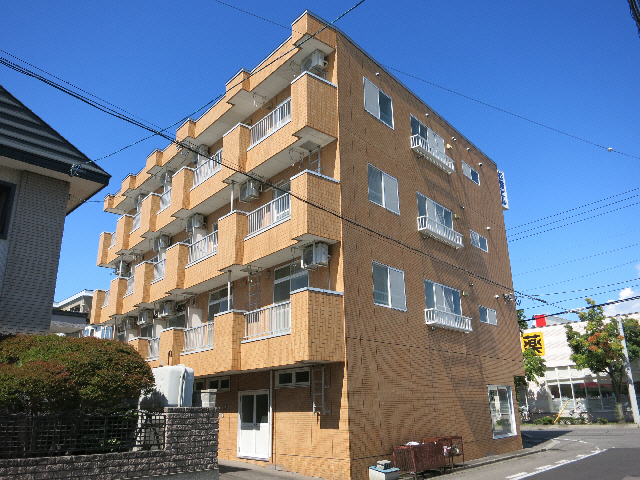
<box><xmin>522</xmin><ymin>331</ymin><xmax>545</xmax><ymax>356</ymax></box>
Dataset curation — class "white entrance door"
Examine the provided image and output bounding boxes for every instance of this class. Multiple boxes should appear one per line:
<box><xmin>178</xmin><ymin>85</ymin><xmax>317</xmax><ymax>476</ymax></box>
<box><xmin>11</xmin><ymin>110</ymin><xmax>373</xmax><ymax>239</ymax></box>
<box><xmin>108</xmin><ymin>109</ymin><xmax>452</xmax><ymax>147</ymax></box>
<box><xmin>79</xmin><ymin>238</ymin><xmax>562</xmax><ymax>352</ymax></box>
<box><xmin>238</xmin><ymin>390</ymin><xmax>270</xmax><ymax>460</ymax></box>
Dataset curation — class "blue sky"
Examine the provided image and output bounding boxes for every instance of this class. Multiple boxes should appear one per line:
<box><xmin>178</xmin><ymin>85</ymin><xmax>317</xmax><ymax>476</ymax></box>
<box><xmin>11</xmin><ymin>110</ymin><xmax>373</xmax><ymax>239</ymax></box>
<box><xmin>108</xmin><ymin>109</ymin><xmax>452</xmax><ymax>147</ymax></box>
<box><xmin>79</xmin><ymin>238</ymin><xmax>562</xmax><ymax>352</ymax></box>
<box><xmin>2</xmin><ymin>1</ymin><xmax>639</xmax><ymax>321</ymax></box>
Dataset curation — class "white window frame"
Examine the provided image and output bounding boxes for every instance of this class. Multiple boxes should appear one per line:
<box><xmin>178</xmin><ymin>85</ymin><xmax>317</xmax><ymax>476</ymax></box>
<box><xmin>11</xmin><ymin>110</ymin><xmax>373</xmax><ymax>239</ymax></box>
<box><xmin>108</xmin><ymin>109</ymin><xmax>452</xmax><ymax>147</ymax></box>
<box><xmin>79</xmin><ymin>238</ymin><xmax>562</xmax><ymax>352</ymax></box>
<box><xmin>208</xmin><ymin>376</ymin><xmax>230</xmax><ymax>391</ymax></box>
<box><xmin>488</xmin><ymin>385</ymin><xmax>517</xmax><ymax>438</ymax></box>
<box><xmin>209</xmin><ymin>286</ymin><xmax>232</xmax><ymax>318</ymax></box>
<box><xmin>417</xmin><ymin>193</ymin><xmax>453</xmax><ymax>229</ymax></box>
<box><xmin>275</xmin><ymin>368</ymin><xmax>310</xmax><ymax>389</ymax></box>
<box><xmin>470</xmin><ymin>230</ymin><xmax>488</xmax><ymax>252</ymax></box>
<box><xmin>479</xmin><ymin>305</ymin><xmax>498</xmax><ymax>325</ymax></box>
<box><xmin>462</xmin><ymin>161</ymin><xmax>480</xmax><ymax>185</ymax></box>
<box><xmin>372</xmin><ymin>262</ymin><xmax>407</xmax><ymax>311</ymax></box>
<box><xmin>424</xmin><ymin>280</ymin><xmax>462</xmax><ymax>315</ymax></box>
<box><xmin>363</xmin><ymin>77</ymin><xmax>394</xmax><ymax>128</ymax></box>
<box><xmin>368</xmin><ymin>164</ymin><xmax>400</xmax><ymax>215</ymax></box>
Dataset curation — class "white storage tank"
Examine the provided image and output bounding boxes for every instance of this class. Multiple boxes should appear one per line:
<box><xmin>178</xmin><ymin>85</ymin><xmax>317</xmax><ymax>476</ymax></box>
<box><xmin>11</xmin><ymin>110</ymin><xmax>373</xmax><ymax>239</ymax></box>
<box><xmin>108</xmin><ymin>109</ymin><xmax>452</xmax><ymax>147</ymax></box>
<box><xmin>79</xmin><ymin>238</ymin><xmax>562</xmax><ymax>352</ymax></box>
<box><xmin>141</xmin><ymin>364</ymin><xmax>194</xmax><ymax>408</ymax></box>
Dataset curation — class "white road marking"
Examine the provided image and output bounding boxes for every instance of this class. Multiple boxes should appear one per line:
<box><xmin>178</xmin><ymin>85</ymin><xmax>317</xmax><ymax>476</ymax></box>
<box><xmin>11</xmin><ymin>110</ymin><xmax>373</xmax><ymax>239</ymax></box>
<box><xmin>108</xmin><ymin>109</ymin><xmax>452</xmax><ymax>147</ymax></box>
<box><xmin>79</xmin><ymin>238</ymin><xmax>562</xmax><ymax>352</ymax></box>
<box><xmin>504</xmin><ymin>450</ymin><xmax>605</xmax><ymax>480</ymax></box>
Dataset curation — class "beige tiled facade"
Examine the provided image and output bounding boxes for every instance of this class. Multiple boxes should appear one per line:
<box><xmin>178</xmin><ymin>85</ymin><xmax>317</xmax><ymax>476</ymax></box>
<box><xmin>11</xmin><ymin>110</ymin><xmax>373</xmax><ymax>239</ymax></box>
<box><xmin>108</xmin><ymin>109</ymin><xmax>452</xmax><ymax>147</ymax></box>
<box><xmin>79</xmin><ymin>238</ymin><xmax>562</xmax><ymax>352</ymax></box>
<box><xmin>90</xmin><ymin>11</ymin><xmax>524</xmax><ymax>480</ymax></box>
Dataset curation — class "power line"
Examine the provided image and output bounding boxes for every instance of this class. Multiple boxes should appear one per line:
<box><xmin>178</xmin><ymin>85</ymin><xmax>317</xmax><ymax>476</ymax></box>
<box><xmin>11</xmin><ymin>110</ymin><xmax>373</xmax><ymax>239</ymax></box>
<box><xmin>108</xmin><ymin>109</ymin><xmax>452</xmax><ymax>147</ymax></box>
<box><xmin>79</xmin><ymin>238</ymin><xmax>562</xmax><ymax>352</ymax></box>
<box><xmin>507</xmin><ymin>194</ymin><xmax>640</xmax><ymax>236</ymax></box>
<box><xmin>511</xmin><ymin>228</ymin><xmax>640</xmax><ymax>263</ymax></box>
<box><xmin>507</xmin><ymin>187</ymin><xmax>640</xmax><ymax>231</ymax></box>
<box><xmin>508</xmin><ymin>201</ymin><xmax>640</xmax><ymax>241</ymax></box>
<box><xmin>513</xmin><ymin>243</ymin><xmax>640</xmax><ymax>276</ymax></box>
<box><xmin>523</xmin><ymin>287</ymin><xmax>640</xmax><ymax>313</ymax></box>
<box><xmin>524</xmin><ymin>295</ymin><xmax>640</xmax><ymax>322</ymax></box>
<box><xmin>526</xmin><ymin>259</ymin><xmax>640</xmax><ymax>291</ymax></box>
<box><xmin>523</xmin><ymin>277</ymin><xmax>640</xmax><ymax>296</ymax></box>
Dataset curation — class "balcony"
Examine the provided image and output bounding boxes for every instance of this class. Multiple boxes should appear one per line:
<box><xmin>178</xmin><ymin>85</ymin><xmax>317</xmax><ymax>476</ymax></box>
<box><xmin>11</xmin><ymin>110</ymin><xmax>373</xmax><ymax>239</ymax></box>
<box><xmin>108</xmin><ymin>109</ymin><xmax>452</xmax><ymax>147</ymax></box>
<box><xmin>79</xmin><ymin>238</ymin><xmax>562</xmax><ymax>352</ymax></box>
<box><xmin>102</xmin><ymin>290</ymin><xmax>110</xmax><ymax>307</ymax></box>
<box><xmin>425</xmin><ymin>308</ymin><xmax>472</xmax><ymax>333</ymax></box>
<box><xmin>193</xmin><ymin>150</ymin><xmax>222</xmax><ymax>187</ymax></box>
<box><xmin>131</xmin><ymin>212</ymin><xmax>141</xmax><ymax>233</ymax></box>
<box><xmin>183</xmin><ymin>322</ymin><xmax>215</xmax><ymax>353</ymax></box>
<box><xmin>109</xmin><ymin>232</ymin><xmax>116</xmax><ymax>248</ymax></box>
<box><xmin>159</xmin><ymin>188</ymin><xmax>171</xmax><ymax>212</ymax></box>
<box><xmin>125</xmin><ymin>275</ymin><xmax>135</xmax><ymax>296</ymax></box>
<box><xmin>417</xmin><ymin>216</ymin><xmax>463</xmax><ymax>249</ymax></box>
<box><xmin>244</xmin><ymin>301</ymin><xmax>291</xmax><ymax>341</ymax></box>
<box><xmin>147</xmin><ymin>337</ymin><xmax>160</xmax><ymax>360</ymax></box>
<box><xmin>152</xmin><ymin>257</ymin><xmax>165</xmax><ymax>282</ymax></box>
<box><xmin>246</xmin><ymin>194</ymin><xmax>291</xmax><ymax>238</ymax></box>
<box><xmin>249</xmin><ymin>98</ymin><xmax>291</xmax><ymax>148</ymax></box>
<box><xmin>188</xmin><ymin>231</ymin><xmax>218</xmax><ymax>264</ymax></box>
<box><xmin>410</xmin><ymin>134</ymin><xmax>455</xmax><ymax>174</ymax></box>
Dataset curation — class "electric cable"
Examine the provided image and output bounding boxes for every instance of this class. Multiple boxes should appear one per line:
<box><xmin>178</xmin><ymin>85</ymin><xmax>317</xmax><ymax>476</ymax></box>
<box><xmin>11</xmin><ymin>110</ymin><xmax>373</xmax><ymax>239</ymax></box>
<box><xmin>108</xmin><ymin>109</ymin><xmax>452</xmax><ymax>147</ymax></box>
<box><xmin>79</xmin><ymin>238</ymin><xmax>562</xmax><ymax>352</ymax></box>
<box><xmin>527</xmin><ymin>259</ymin><xmax>640</xmax><ymax>291</ymax></box>
<box><xmin>522</xmin><ymin>284</ymin><xmax>640</xmax><ymax>312</ymax></box>
<box><xmin>513</xmin><ymin>243</ymin><xmax>640</xmax><ymax>276</ymax></box>
<box><xmin>521</xmin><ymin>278</ymin><xmax>640</xmax><ymax>296</ymax></box>
<box><xmin>524</xmin><ymin>295</ymin><xmax>640</xmax><ymax>322</ymax></box>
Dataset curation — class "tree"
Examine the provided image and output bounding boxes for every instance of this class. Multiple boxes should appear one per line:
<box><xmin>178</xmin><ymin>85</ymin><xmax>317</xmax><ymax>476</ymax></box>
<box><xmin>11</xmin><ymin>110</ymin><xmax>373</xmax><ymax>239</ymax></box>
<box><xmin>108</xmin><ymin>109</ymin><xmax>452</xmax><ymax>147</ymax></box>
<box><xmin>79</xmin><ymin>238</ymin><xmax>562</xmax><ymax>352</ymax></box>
<box><xmin>565</xmin><ymin>298</ymin><xmax>640</xmax><ymax>422</ymax></box>
<box><xmin>515</xmin><ymin>309</ymin><xmax>546</xmax><ymax>390</ymax></box>
<box><xmin>0</xmin><ymin>334</ymin><xmax>154</xmax><ymax>415</ymax></box>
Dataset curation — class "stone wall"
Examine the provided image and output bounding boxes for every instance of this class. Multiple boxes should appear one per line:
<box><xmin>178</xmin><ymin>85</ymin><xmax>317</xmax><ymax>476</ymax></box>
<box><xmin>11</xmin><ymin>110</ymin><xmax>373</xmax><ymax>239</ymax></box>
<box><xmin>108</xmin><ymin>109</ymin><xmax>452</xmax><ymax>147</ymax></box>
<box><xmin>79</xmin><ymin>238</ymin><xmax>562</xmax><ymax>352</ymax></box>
<box><xmin>0</xmin><ymin>407</ymin><xmax>219</xmax><ymax>480</ymax></box>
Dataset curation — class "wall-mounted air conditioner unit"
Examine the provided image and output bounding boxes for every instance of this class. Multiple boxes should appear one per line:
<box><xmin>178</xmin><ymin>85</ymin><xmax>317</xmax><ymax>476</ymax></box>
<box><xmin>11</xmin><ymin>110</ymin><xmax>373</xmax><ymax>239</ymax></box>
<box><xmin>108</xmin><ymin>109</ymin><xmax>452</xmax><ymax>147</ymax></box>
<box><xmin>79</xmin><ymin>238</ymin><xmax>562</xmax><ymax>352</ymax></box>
<box><xmin>175</xmin><ymin>302</ymin><xmax>187</xmax><ymax>313</ymax></box>
<box><xmin>186</xmin><ymin>214</ymin><xmax>205</xmax><ymax>234</ymax></box>
<box><xmin>138</xmin><ymin>309</ymin><xmax>153</xmax><ymax>326</ymax></box>
<box><xmin>302</xmin><ymin>50</ymin><xmax>328</xmax><ymax>75</ymax></box>
<box><xmin>114</xmin><ymin>260</ymin><xmax>131</xmax><ymax>278</ymax></box>
<box><xmin>301</xmin><ymin>242</ymin><xmax>329</xmax><ymax>270</ymax></box>
<box><xmin>239</xmin><ymin>179</ymin><xmax>260</xmax><ymax>203</ymax></box>
<box><xmin>153</xmin><ymin>234</ymin><xmax>171</xmax><ymax>252</ymax></box>
<box><xmin>158</xmin><ymin>300</ymin><xmax>176</xmax><ymax>318</ymax></box>
<box><xmin>124</xmin><ymin>316</ymin><xmax>137</xmax><ymax>330</ymax></box>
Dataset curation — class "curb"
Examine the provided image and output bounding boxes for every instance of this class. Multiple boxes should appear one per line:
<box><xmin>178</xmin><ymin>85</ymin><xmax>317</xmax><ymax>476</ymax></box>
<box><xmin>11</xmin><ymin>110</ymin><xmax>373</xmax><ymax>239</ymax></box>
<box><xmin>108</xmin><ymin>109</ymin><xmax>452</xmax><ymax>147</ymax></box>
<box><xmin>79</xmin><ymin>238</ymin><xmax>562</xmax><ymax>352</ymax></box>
<box><xmin>447</xmin><ymin>448</ymin><xmax>549</xmax><ymax>475</ymax></box>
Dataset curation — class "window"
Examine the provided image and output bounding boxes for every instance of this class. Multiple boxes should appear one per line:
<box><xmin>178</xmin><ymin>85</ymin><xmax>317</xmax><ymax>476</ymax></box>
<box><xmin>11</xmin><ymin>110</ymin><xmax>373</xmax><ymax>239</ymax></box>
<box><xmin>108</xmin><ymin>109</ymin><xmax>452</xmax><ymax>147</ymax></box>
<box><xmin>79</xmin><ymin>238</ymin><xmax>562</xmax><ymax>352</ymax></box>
<box><xmin>209</xmin><ymin>376</ymin><xmax>230</xmax><ymax>391</ymax></box>
<box><xmin>424</xmin><ymin>280</ymin><xmax>461</xmax><ymax>315</ymax></box>
<box><xmin>209</xmin><ymin>286</ymin><xmax>232</xmax><ymax>318</ymax></box>
<box><xmin>167</xmin><ymin>314</ymin><xmax>186</xmax><ymax>329</ymax></box>
<box><xmin>0</xmin><ymin>181</ymin><xmax>16</xmax><ymax>239</ymax></box>
<box><xmin>276</xmin><ymin>368</ymin><xmax>310</xmax><ymax>388</ymax></box>
<box><xmin>479</xmin><ymin>306</ymin><xmax>497</xmax><ymax>325</ymax></box>
<box><xmin>274</xmin><ymin>262</ymin><xmax>309</xmax><ymax>304</ymax></box>
<box><xmin>364</xmin><ymin>77</ymin><xmax>394</xmax><ymax>128</ymax></box>
<box><xmin>488</xmin><ymin>385</ymin><xmax>516</xmax><ymax>438</ymax></box>
<box><xmin>417</xmin><ymin>193</ymin><xmax>452</xmax><ymax>228</ymax></box>
<box><xmin>410</xmin><ymin>116</ymin><xmax>444</xmax><ymax>152</ymax></box>
<box><xmin>368</xmin><ymin>164</ymin><xmax>400</xmax><ymax>214</ymax></box>
<box><xmin>140</xmin><ymin>324</ymin><xmax>153</xmax><ymax>338</ymax></box>
<box><xmin>462</xmin><ymin>161</ymin><xmax>480</xmax><ymax>185</ymax></box>
<box><xmin>372</xmin><ymin>262</ymin><xmax>407</xmax><ymax>310</ymax></box>
<box><xmin>470</xmin><ymin>230</ymin><xmax>488</xmax><ymax>252</ymax></box>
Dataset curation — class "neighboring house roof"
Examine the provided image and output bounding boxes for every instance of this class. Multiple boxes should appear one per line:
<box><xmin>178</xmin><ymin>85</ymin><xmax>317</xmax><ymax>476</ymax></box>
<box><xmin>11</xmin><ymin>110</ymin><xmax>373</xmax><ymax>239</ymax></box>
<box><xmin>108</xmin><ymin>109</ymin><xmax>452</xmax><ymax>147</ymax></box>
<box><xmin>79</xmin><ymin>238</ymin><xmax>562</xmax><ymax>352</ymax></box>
<box><xmin>0</xmin><ymin>85</ymin><xmax>110</xmax><ymax>214</ymax></box>
<box><xmin>53</xmin><ymin>289</ymin><xmax>94</xmax><ymax>309</ymax></box>
<box><xmin>50</xmin><ymin>308</ymin><xmax>88</xmax><ymax>334</ymax></box>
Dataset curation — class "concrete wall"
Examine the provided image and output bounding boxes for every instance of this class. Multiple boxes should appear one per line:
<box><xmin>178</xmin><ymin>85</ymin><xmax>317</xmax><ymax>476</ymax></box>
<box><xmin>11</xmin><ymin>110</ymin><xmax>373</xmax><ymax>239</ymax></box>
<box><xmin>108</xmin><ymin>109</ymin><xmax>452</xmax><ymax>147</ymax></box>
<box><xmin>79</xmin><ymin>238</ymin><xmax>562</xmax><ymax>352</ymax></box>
<box><xmin>0</xmin><ymin>168</ymin><xmax>69</xmax><ymax>334</ymax></box>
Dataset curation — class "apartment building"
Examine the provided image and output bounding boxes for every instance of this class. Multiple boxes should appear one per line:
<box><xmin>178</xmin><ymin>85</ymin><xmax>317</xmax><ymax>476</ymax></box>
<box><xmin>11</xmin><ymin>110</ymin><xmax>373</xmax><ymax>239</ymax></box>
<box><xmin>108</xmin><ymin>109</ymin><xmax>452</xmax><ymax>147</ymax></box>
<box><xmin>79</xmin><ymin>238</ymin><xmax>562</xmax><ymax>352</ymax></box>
<box><xmin>89</xmin><ymin>11</ymin><xmax>524</xmax><ymax>479</ymax></box>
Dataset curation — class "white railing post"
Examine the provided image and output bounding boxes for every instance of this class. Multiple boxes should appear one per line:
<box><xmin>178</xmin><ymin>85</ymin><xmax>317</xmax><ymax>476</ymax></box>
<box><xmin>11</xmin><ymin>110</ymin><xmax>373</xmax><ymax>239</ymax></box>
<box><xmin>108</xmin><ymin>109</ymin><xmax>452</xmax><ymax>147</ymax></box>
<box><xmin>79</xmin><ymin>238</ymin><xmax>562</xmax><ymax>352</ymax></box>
<box><xmin>153</xmin><ymin>258</ymin><xmax>165</xmax><ymax>281</ymax></box>
<box><xmin>160</xmin><ymin>188</ymin><xmax>172</xmax><ymax>211</ymax></box>
<box><xmin>249</xmin><ymin>98</ymin><xmax>291</xmax><ymax>147</ymax></box>
<box><xmin>246</xmin><ymin>194</ymin><xmax>290</xmax><ymax>237</ymax></box>
<box><xmin>417</xmin><ymin>216</ymin><xmax>463</xmax><ymax>248</ymax></box>
<box><xmin>188</xmin><ymin>231</ymin><xmax>218</xmax><ymax>264</ymax></box>
<box><xmin>183</xmin><ymin>322</ymin><xmax>215</xmax><ymax>352</ymax></box>
<box><xmin>109</xmin><ymin>232</ymin><xmax>116</xmax><ymax>248</ymax></box>
<box><xmin>126</xmin><ymin>275</ymin><xmax>135</xmax><ymax>296</ymax></box>
<box><xmin>243</xmin><ymin>301</ymin><xmax>291</xmax><ymax>340</ymax></box>
<box><xmin>103</xmin><ymin>290</ymin><xmax>110</xmax><ymax>307</ymax></box>
<box><xmin>132</xmin><ymin>212</ymin><xmax>141</xmax><ymax>232</ymax></box>
<box><xmin>147</xmin><ymin>337</ymin><xmax>160</xmax><ymax>360</ymax></box>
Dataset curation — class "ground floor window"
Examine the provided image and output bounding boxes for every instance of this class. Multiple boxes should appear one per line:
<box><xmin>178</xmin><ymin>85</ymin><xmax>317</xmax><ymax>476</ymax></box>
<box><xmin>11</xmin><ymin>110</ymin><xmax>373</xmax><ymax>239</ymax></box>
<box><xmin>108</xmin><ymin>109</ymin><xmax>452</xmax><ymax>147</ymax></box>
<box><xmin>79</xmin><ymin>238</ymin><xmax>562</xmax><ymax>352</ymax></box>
<box><xmin>488</xmin><ymin>385</ymin><xmax>516</xmax><ymax>438</ymax></box>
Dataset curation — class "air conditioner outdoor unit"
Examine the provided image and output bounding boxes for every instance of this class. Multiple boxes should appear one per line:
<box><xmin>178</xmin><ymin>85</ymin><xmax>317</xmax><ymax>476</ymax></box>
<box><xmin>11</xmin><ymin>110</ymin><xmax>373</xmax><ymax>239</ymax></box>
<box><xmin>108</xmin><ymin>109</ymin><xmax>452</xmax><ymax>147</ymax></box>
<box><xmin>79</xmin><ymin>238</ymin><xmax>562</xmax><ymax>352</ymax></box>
<box><xmin>302</xmin><ymin>50</ymin><xmax>328</xmax><ymax>75</ymax></box>
<box><xmin>124</xmin><ymin>316</ymin><xmax>136</xmax><ymax>330</ymax></box>
<box><xmin>158</xmin><ymin>300</ymin><xmax>176</xmax><ymax>318</ymax></box>
<box><xmin>301</xmin><ymin>242</ymin><xmax>329</xmax><ymax>270</ymax></box>
<box><xmin>138</xmin><ymin>309</ymin><xmax>153</xmax><ymax>326</ymax></box>
<box><xmin>239</xmin><ymin>179</ymin><xmax>260</xmax><ymax>203</ymax></box>
<box><xmin>186</xmin><ymin>214</ymin><xmax>205</xmax><ymax>234</ymax></box>
<box><xmin>175</xmin><ymin>302</ymin><xmax>187</xmax><ymax>313</ymax></box>
<box><xmin>114</xmin><ymin>260</ymin><xmax>131</xmax><ymax>277</ymax></box>
<box><xmin>153</xmin><ymin>234</ymin><xmax>171</xmax><ymax>252</ymax></box>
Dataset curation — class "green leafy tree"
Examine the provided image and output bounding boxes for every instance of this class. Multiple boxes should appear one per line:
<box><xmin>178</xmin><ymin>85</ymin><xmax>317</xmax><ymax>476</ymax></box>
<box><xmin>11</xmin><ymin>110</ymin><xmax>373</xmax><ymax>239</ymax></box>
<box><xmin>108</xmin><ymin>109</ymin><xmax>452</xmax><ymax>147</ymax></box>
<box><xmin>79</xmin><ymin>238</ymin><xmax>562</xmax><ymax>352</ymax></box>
<box><xmin>515</xmin><ymin>309</ymin><xmax>546</xmax><ymax>390</ymax></box>
<box><xmin>565</xmin><ymin>298</ymin><xmax>640</xmax><ymax>422</ymax></box>
<box><xmin>0</xmin><ymin>334</ymin><xmax>154</xmax><ymax>414</ymax></box>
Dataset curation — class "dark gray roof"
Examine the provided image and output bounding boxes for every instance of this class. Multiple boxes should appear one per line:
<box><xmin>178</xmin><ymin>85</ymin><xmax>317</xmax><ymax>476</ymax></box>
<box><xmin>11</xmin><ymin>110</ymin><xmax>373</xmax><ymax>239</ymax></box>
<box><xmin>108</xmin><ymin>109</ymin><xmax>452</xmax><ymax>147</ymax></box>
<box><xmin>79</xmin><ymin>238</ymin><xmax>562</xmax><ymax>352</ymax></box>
<box><xmin>0</xmin><ymin>85</ymin><xmax>110</xmax><ymax>213</ymax></box>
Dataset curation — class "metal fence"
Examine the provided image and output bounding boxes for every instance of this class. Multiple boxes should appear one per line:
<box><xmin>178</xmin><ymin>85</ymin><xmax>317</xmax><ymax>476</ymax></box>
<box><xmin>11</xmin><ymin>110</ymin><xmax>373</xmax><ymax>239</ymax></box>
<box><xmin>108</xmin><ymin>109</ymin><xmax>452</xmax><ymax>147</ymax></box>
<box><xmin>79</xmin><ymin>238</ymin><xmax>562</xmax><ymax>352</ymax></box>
<box><xmin>193</xmin><ymin>150</ymin><xmax>222</xmax><ymax>187</ymax></box>
<box><xmin>0</xmin><ymin>411</ymin><xmax>165</xmax><ymax>459</ymax></box>
<box><xmin>244</xmin><ymin>301</ymin><xmax>291</xmax><ymax>340</ymax></box>
<box><xmin>417</xmin><ymin>216</ymin><xmax>463</xmax><ymax>248</ymax></box>
<box><xmin>109</xmin><ymin>231</ymin><xmax>116</xmax><ymax>248</ymax></box>
<box><xmin>249</xmin><ymin>98</ymin><xmax>291</xmax><ymax>146</ymax></box>
<box><xmin>188</xmin><ymin>231</ymin><xmax>218</xmax><ymax>264</ymax></box>
<box><xmin>246</xmin><ymin>194</ymin><xmax>290</xmax><ymax>236</ymax></box>
<box><xmin>131</xmin><ymin>212</ymin><xmax>141</xmax><ymax>232</ymax></box>
<box><xmin>103</xmin><ymin>290</ymin><xmax>110</xmax><ymax>307</ymax></box>
<box><xmin>153</xmin><ymin>258</ymin><xmax>165</xmax><ymax>281</ymax></box>
<box><xmin>159</xmin><ymin>188</ymin><xmax>171</xmax><ymax>211</ymax></box>
<box><xmin>125</xmin><ymin>275</ymin><xmax>135</xmax><ymax>296</ymax></box>
<box><xmin>147</xmin><ymin>337</ymin><xmax>160</xmax><ymax>360</ymax></box>
<box><xmin>183</xmin><ymin>322</ymin><xmax>215</xmax><ymax>352</ymax></box>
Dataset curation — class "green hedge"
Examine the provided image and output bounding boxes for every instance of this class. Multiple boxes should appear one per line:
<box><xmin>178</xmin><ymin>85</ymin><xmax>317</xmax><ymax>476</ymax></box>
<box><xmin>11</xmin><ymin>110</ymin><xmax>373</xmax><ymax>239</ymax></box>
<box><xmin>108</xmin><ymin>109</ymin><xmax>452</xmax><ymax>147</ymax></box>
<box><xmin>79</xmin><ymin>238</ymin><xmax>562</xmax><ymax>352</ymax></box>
<box><xmin>0</xmin><ymin>334</ymin><xmax>154</xmax><ymax>414</ymax></box>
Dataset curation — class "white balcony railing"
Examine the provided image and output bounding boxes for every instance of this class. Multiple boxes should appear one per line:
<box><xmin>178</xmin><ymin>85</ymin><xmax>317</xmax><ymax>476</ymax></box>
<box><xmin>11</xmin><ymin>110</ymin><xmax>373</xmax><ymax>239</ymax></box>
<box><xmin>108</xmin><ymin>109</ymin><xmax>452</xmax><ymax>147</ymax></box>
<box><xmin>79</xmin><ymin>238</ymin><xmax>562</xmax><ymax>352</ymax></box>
<box><xmin>193</xmin><ymin>150</ymin><xmax>222</xmax><ymax>187</ymax></box>
<box><xmin>425</xmin><ymin>308</ymin><xmax>472</xmax><ymax>333</ymax></box>
<box><xmin>417</xmin><ymin>216</ymin><xmax>464</xmax><ymax>249</ymax></box>
<box><xmin>159</xmin><ymin>188</ymin><xmax>171</xmax><ymax>211</ymax></box>
<box><xmin>125</xmin><ymin>275</ymin><xmax>134</xmax><ymax>296</ymax></box>
<box><xmin>147</xmin><ymin>337</ymin><xmax>160</xmax><ymax>360</ymax></box>
<box><xmin>188</xmin><ymin>231</ymin><xmax>218</xmax><ymax>264</ymax></box>
<box><xmin>109</xmin><ymin>231</ymin><xmax>116</xmax><ymax>249</ymax></box>
<box><xmin>410</xmin><ymin>134</ymin><xmax>455</xmax><ymax>174</ymax></box>
<box><xmin>244</xmin><ymin>301</ymin><xmax>291</xmax><ymax>340</ymax></box>
<box><xmin>249</xmin><ymin>98</ymin><xmax>291</xmax><ymax>147</ymax></box>
<box><xmin>131</xmin><ymin>212</ymin><xmax>141</xmax><ymax>233</ymax></box>
<box><xmin>246</xmin><ymin>194</ymin><xmax>290</xmax><ymax>237</ymax></box>
<box><xmin>102</xmin><ymin>290</ymin><xmax>110</xmax><ymax>307</ymax></box>
<box><xmin>183</xmin><ymin>322</ymin><xmax>215</xmax><ymax>353</ymax></box>
<box><xmin>152</xmin><ymin>257</ymin><xmax>165</xmax><ymax>282</ymax></box>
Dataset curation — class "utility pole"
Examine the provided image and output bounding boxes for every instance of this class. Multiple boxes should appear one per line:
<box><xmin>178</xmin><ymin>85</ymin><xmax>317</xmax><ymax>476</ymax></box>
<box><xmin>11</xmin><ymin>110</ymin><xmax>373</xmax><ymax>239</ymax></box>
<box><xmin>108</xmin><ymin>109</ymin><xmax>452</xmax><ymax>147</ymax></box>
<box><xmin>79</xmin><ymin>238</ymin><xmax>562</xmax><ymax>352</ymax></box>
<box><xmin>617</xmin><ymin>316</ymin><xmax>640</xmax><ymax>425</ymax></box>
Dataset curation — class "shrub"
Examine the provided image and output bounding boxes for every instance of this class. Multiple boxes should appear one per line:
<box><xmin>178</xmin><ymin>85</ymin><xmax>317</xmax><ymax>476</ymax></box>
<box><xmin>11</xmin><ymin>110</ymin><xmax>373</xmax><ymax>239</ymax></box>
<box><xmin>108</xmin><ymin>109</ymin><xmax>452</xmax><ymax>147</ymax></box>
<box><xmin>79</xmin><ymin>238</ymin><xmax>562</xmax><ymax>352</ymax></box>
<box><xmin>533</xmin><ymin>416</ymin><xmax>555</xmax><ymax>425</ymax></box>
<box><xmin>597</xmin><ymin>417</ymin><xmax>609</xmax><ymax>424</ymax></box>
<box><xmin>0</xmin><ymin>334</ymin><xmax>154</xmax><ymax>414</ymax></box>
